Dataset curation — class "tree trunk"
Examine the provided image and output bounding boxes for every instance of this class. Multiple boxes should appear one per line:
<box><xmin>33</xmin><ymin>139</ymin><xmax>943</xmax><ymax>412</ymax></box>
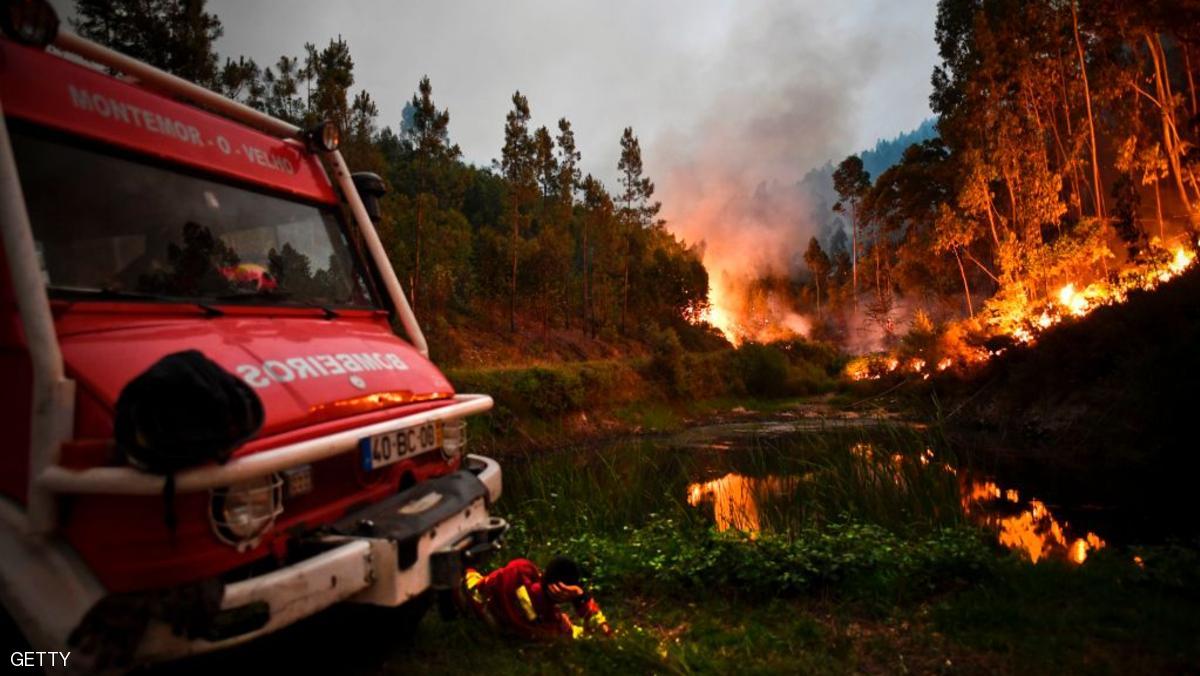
<box><xmin>1072</xmin><ymin>1</ymin><xmax>1105</xmax><ymax>220</ymax></box>
<box><xmin>1146</xmin><ymin>32</ymin><xmax>1195</xmax><ymax>224</ymax></box>
<box><xmin>1154</xmin><ymin>36</ymin><xmax>1200</xmax><ymax>204</ymax></box>
<box><xmin>1184</xmin><ymin>42</ymin><xmax>1198</xmax><ymax>119</ymax></box>
<box><xmin>954</xmin><ymin>248</ymin><xmax>973</xmax><ymax>317</ymax></box>
<box><xmin>1155</xmin><ymin>178</ymin><xmax>1164</xmax><ymax>240</ymax></box>
<box><xmin>510</xmin><ymin>202</ymin><xmax>518</xmax><ymax>332</ymax></box>
<box><xmin>581</xmin><ymin>224</ymin><xmax>590</xmax><ymax>337</ymax></box>
<box><xmin>873</xmin><ymin>243</ymin><xmax>882</xmax><ymax>309</ymax></box>
<box><xmin>1057</xmin><ymin>44</ymin><xmax>1085</xmax><ymax>214</ymax></box>
<box><xmin>814</xmin><ymin>274</ymin><xmax>822</xmax><ymax>320</ymax></box>
<box><xmin>850</xmin><ymin>203</ymin><xmax>858</xmax><ymax>308</ymax></box>
<box><xmin>1044</xmin><ymin>93</ymin><xmax>1077</xmax><ymax>221</ymax></box>
<box><xmin>621</xmin><ymin>249</ymin><xmax>629</xmax><ymax>336</ymax></box>
<box><xmin>984</xmin><ymin>190</ymin><xmax>1002</xmax><ymax>254</ymax></box>
<box><xmin>413</xmin><ymin>197</ymin><xmax>423</xmax><ymax>310</ymax></box>
<box><xmin>1004</xmin><ymin>172</ymin><xmax>1019</xmax><ymax>237</ymax></box>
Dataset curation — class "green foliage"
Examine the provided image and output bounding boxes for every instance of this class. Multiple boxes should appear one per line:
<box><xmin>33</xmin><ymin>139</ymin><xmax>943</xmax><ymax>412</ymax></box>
<box><xmin>76</xmin><ymin>2</ymin><xmax>709</xmax><ymax>352</ymax></box>
<box><xmin>741</xmin><ymin>339</ymin><xmax>846</xmax><ymax>396</ymax></box>
<box><xmin>544</xmin><ymin>520</ymin><xmax>991</xmax><ymax>603</ymax></box>
<box><xmin>75</xmin><ymin>0</ymin><xmax>223</xmax><ymax>88</ymax></box>
<box><xmin>646</xmin><ymin>327</ymin><xmax>688</xmax><ymax>397</ymax></box>
<box><xmin>733</xmin><ymin>343</ymin><xmax>791</xmax><ymax>397</ymax></box>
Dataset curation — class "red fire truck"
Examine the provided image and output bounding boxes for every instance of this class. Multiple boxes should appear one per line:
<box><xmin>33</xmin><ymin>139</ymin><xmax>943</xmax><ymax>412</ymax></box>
<box><xmin>0</xmin><ymin>1</ymin><xmax>504</xmax><ymax>666</ymax></box>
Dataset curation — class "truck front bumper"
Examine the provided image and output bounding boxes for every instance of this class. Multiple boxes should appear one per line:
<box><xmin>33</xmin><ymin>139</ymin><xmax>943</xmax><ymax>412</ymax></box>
<box><xmin>133</xmin><ymin>454</ymin><xmax>505</xmax><ymax>664</ymax></box>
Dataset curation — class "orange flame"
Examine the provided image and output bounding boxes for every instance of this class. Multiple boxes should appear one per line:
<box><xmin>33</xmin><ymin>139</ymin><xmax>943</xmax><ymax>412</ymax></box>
<box><xmin>699</xmin><ymin>281</ymin><xmax>741</xmax><ymax>345</ymax></box>
<box><xmin>695</xmin><ymin>277</ymin><xmax>812</xmax><ymax>346</ymax></box>
<box><xmin>850</xmin><ymin>239</ymin><xmax>1198</xmax><ymax>380</ymax></box>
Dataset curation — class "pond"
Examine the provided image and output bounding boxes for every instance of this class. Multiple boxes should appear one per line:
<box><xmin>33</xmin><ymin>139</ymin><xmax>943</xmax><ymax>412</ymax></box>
<box><xmin>505</xmin><ymin>413</ymin><xmax>1123</xmax><ymax>566</ymax></box>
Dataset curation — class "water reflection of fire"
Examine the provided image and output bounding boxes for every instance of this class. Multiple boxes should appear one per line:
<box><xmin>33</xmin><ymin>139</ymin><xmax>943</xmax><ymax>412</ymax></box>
<box><xmin>686</xmin><ymin>449</ymin><xmax>1107</xmax><ymax>565</ymax></box>
<box><xmin>686</xmin><ymin>473</ymin><xmax>794</xmax><ymax>532</ymax></box>
<box><xmin>963</xmin><ymin>480</ymin><xmax>1105</xmax><ymax>564</ymax></box>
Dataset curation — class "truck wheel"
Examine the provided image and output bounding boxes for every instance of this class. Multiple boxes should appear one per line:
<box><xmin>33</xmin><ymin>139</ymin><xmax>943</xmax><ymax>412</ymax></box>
<box><xmin>391</xmin><ymin>592</ymin><xmax>433</xmax><ymax>634</ymax></box>
<box><xmin>436</xmin><ymin>589</ymin><xmax>460</xmax><ymax>620</ymax></box>
<box><xmin>353</xmin><ymin>592</ymin><xmax>433</xmax><ymax>643</ymax></box>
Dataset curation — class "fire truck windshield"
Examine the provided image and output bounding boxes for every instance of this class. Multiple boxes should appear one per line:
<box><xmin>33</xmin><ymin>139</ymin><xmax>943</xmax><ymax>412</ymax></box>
<box><xmin>11</xmin><ymin>126</ymin><xmax>377</xmax><ymax>310</ymax></box>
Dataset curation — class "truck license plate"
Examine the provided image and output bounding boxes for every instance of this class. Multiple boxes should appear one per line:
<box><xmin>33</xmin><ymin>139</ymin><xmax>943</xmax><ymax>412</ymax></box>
<box><xmin>359</xmin><ymin>421</ymin><xmax>442</xmax><ymax>471</ymax></box>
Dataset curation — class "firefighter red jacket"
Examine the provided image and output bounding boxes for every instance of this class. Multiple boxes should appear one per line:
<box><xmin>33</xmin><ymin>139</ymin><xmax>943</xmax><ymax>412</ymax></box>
<box><xmin>463</xmin><ymin>559</ymin><xmax>607</xmax><ymax>638</ymax></box>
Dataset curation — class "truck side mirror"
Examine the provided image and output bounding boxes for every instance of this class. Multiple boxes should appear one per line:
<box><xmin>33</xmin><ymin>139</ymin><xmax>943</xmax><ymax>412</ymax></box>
<box><xmin>351</xmin><ymin>172</ymin><xmax>387</xmax><ymax>225</ymax></box>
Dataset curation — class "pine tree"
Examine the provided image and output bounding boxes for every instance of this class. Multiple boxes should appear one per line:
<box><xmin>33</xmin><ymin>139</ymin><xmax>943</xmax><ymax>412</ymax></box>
<box><xmin>302</xmin><ymin>38</ymin><xmax>355</xmax><ymax>129</ymax></box>
<box><xmin>616</xmin><ymin>127</ymin><xmax>660</xmax><ymax>334</ymax></box>
<box><xmin>403</xmin><ymin>76</ymin><xmax>462</xmax><ymax>309</ymax></box>
<box><xmin>832</xmin><ymin>155</ymin><xmax>871</xmax><ymax>304</ymax></box>
<box><xmin>580</xmin><ymin>175</ymin><xmax>613</xmax><ymax>337</ymax></box>
<box><xmin>500</xmin><ymin>92</ymin><xmax>536</xmax><ymax>332</ymax></box>
<box><xmin>803</xmin><ymin>237</ymin><xmax>832</xmax><ymax>319</ymax></box>
<box><xmin>262</xmin><ymin>56</ymin><xmax>306</xmax><ymax>124</ymax></box>
<box><xmin>74</xmin><ymin>0</ymin><xmax>223</xmax><ymax>88</ymax></box>
<box><xmin>556</xmin><ymin>119</ymin><xmax>582</xmax><ymax>327</ymax></box>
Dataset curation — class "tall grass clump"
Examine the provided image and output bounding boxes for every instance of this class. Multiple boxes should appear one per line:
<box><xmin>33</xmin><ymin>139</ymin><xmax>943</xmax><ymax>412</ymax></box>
<box><xmin>499</xmin><ymin>421</ymin><xmax>979</xmax><ymax>604</ymax></box>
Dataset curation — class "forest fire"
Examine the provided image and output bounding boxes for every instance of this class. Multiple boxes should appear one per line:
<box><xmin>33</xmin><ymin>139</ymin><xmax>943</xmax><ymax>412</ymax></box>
<box><xmin>987</xmin><ymin>240</ymin><xmax>1197</xmax><ymax>348</ymax></box>
<box><xmin>699</xmin><ymin>282</ymin><xmax>740</xmax><ymax>345</ymax></box>
<box><xmin>847</xmin><ymin>239</ymin><xmax>1199</xmax><ymax>381</ymax></box>
<box><xmin>697</xmin><ymin>276</ymin><xmax>812</xmax><ymax>347</ymax></box>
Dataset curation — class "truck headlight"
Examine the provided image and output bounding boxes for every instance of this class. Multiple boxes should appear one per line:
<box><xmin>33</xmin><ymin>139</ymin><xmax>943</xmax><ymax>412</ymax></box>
<box><xmin>210</xmin><ymin>474</ymin><xmax>283</xmax><ymax>551</ymax></box>
<box><xmin>441</xmin><ymin>419</ymin><xmax>467</xmax><ymax>461</ymax></box>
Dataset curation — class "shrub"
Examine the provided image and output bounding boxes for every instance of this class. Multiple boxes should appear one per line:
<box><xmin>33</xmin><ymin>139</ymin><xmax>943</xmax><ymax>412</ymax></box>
<box><xmin>734</xmin><ymin>343</ymin><xmax>791</xmax><ymax>397</ymax></box>
<box><xmin>512</xmin><ymin>367</ymin><xmax>585</xmax><ymax>417</ymax></box>
<box><xmin>646</xmin><ymin>327</ymin><xmax>688</xmax><ymax>397</ymax></box>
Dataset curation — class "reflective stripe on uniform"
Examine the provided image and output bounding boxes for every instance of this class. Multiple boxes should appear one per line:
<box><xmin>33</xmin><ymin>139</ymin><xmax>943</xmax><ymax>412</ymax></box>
<box><xmin>514</xmin><ymin>585</ymin><xmax>538</xmax><ymax>622</ymax></box>
<box><xmin>585</xmin><ymin>609</ymin><xmax>608</xmax><ymax>632</ymax></box>
<box><xmin>465</xmin><ymin>569</ymin><xmax>486</xmax><ymax>606</ymax></box>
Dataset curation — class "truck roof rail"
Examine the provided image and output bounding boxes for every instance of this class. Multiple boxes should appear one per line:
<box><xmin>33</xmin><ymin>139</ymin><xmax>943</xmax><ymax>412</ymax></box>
<box><xmin>53</xmin><ymin>30</ymin><xmax>300</xmax><ymax>140</ymax></box>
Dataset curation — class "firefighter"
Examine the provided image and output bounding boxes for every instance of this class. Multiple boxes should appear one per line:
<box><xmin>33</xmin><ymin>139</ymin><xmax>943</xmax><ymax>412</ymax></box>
<box><xmin>460</xmin><ymin>556</ymin><xmax>611</xmax><ymax>639</ymax></box>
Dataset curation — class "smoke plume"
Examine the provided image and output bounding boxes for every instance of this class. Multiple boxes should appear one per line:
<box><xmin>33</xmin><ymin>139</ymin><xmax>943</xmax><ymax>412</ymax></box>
<box><xmin>652</xmin><ymin>0</ymin><xmax>934</xmax><ymax>343</ymax></box>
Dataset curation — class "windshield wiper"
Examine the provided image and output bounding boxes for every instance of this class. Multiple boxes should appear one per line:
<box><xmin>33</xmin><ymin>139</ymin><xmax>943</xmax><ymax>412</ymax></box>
<box><xmin>211</xmin><ymin>290</ymin><xmax>295</xmax><ymax>302</ymax></box>
<box><xmin>49</xmin><ymin>286</ymin><xmax>224</xmax><ymax>317</ymax></box>
<box><xmin>211</xmin><ymin>290</ymin><xmax>339</xmax><ymax>319</ymax></box>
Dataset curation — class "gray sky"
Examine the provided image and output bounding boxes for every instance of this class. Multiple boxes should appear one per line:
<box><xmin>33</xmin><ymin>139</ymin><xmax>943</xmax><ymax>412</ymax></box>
<box><xmin>51</xmin><ymin>0</ymin><xmax>940</xmax><ymax>280</ymax></box>
<box><xmin>53</xmin><ymin>0</ymin><xmax>938</xmax><ymax>186</ymax></box>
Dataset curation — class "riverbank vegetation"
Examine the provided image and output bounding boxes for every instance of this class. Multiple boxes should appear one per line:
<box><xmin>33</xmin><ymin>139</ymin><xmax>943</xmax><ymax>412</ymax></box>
<box><xmin>445</xmin><ymin>336</ymin><xmax>848</xmax><ymax>451</ymax></box>
<box><xmin>164</xmin><ymin>424</ymin><xmax>1200</xmax><ymax>675</ymax></box>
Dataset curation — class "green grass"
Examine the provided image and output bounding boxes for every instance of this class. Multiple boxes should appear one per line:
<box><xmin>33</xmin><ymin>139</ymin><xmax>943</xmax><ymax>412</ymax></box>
<box><xmin>158</xmin><ymin>422</ymin><xmax>1200</xmax><ymax>675</ymax></box>
<box><xmin>611</xmin><ymin>400</ymin><xmax>685</xmax><ymax>432</ymax></box>
<box><xmin>482</xmin><ymin>425</ymin><xmax>1200</xmax><ymax>673</ymax></box>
